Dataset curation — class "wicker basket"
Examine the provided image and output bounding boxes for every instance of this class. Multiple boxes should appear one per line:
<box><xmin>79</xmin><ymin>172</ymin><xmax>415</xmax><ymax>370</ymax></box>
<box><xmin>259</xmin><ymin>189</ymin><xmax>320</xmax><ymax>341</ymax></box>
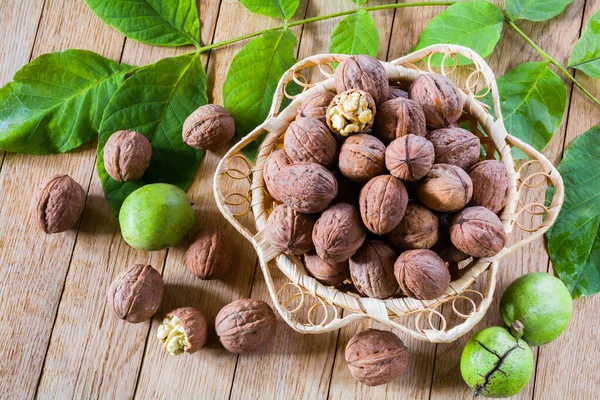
<box><xmin>213</xmin><ymin>44</ymin><xmax>564</xmax><ymax>343</ymax></box>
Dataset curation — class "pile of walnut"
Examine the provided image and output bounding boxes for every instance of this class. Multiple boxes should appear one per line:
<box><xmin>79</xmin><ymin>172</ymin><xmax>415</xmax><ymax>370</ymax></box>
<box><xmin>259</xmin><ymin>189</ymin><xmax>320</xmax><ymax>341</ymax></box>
<box><xmin>264</xmin><ymin>54</ymin><xmax>510</xmax><ymax>303</ymax></box>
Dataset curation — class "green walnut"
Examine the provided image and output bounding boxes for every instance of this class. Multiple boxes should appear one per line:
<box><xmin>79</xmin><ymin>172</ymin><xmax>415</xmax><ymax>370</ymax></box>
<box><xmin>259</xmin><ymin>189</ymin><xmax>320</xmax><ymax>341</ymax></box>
<box><xmin>461</xmin><ymin>326</ymin><xmax>533</xmax><ymax>398</ymax></box>
<box><xmin>500</xmin><ymin>272</ymin><xmax>572</xmax><ymax>346</ymax></box>
<box><xmin>119</xmin><ymin>183</ymin><xmax>194</xmax><ymax>251</ymax></box>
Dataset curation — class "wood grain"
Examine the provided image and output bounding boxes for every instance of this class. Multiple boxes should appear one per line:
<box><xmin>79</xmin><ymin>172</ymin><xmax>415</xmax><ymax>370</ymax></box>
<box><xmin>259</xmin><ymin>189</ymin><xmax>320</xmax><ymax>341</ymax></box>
<box><xmin>0</xmin><ymin>0</ymin><xmax>124</xmax><ymax>397</ymax></box>
<box><xmin>0</xmin><ymin>0</ymin><xmax>599</xmax><ymax>399</ymax></box>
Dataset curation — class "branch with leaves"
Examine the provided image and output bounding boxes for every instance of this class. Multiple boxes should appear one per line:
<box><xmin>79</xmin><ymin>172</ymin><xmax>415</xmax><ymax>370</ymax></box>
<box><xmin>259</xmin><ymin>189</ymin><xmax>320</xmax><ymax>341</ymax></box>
<box><xmin>0</xmin><ymin>0</ymin><xmax>599</xmax><ymax>296</ymax></box>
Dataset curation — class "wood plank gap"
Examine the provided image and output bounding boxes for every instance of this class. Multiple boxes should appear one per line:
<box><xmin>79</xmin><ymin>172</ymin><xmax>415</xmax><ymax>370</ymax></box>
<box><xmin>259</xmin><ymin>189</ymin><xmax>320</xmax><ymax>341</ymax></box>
<box><xmin>426</xmin><ymin>343</ymin><xmax>439</xmax><ymax>400</ymax></box>
<box><xmin>384</xmin><ymin>0</ymin><xmax>400</xmax><ymax>62</ymax></box>
<box><xmin>325</xmin><ymin>329</ymin><xmax>342</xmax><ymax>400</ymax></box>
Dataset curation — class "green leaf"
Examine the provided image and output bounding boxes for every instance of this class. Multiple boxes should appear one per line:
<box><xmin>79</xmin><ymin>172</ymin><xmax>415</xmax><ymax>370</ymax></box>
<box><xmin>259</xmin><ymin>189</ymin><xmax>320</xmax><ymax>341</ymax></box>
<box><xmin>223</xmin><ymin>28</ymin><xmax>298</xmax><ymax>160</ymax></box>
<box><xmin>505</xmin><ymin>0</ymin><xmax>574</xmax><ymax>22</ymax></box>
<box><xmin>481</xmin><ymin>62</ymin><xmax>566</xmax><ymax>158</ymax></box>
<box><xmin>413</xmin><ymin>0</ymin><xmax>504</xmax><ymax>66</ymax></box>
<box><xmin>329</xmin><ymin>10</ymin><xmax>379</xmax><ymax>57</ymax></box>
<box><xmin>98</xmin><ymin>52</ymin><xmax>208</xmax><ymax>213</ymax></box>
<box><xmin>239</xmin><ymin>0</ymin><xmax>300</xmax><ymax>20</ymax></box>
<box><xmin>546</xmin><ymin>125</ymin><xmax>600</xmax><ymax>298</ymax></box>
<box><xmin>85</xmin><ymin>0</ymin><xmax>200</xmax><ymax>47</ymax></box>
<box><xmin>568</xmin><ymin>9</ymin><xmax>600</xmax><ymax>78</ymax></box>
<box><xmin>0</xmin><ymin>49</ymin><xmax>132</xmax><ymax>154</ymax></box>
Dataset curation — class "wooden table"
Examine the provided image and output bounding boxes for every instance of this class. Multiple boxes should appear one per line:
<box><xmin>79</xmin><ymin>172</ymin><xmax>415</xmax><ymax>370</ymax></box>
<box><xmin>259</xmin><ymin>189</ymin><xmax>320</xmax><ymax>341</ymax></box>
<box><xmin>2</xmin><ymin>0</ymin><xmax>599</xmax><ymax>398</ymax></box>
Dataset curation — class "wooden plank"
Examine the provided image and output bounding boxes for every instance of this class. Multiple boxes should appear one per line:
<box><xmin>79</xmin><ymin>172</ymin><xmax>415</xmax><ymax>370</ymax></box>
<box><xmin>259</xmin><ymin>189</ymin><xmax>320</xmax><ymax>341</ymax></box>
<box><xmin>428</xmin><ymin>1</ymin><xmax>587</xmax><ymax>399</ymax></box>
<box><xmin>0</xmin><ymin>0</ymin><xmax>125</xmax><ymax>398</ymax></box>
<box><xmin>35</xmin><ymin>1</ymin><xmax>221</xmax><ymax>398</ymax></box>
<box><xmin>533</xmin><ymin>0</ymin><xmax>600</xmax><ymax>397</ymax></box>
<box><xmin>327</xmin><ymin>4</ymin><xmax>445</xmax><ymax>399</ymax></box>
<box><xmin>131</xmin><ymin>1</ymin><xmax>308</xmax><ymax>398</ymax></box>
<box><xmin>227</xmin><ymin>1</ymin><xmax>394</xmax><ymax>398</ymax></box>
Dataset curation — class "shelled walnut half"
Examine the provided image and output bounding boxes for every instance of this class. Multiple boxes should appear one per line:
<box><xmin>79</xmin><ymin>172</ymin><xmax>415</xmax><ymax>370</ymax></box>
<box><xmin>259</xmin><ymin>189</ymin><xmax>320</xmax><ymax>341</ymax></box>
<box><xmin>327</xmin><ymin>89</ymin><xmax>376</xmax><ymax>138</ymax></box>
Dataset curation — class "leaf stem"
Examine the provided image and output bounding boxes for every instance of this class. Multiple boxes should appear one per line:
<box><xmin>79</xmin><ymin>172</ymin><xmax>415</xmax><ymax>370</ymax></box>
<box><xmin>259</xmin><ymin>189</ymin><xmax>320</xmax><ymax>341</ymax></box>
<box><xmin>197</xmin><ymin>1</ymin><xmax>458</xmax><ymax>53</ymax></box>
<box><xmin>507</xmin><ymin>20</ymin><xmax>600</xmax><ymax>107</ymax></box>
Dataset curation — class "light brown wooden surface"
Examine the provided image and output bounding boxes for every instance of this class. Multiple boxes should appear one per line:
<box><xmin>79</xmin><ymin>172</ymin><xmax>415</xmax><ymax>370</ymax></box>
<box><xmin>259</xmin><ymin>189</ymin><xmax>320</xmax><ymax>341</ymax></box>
<box><xmin>1</xmin><ymin>0</ymin><xmax>599</xmax><ymax>399</ymax></box>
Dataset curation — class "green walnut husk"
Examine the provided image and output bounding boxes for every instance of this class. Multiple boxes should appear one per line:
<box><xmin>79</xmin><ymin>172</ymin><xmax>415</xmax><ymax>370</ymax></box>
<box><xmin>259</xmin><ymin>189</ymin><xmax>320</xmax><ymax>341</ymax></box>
<box><xmin>461</xmin><ymin>326</ymin><xmax>534</xmax><ymax>398</ymax></box>
<box><xmin>500</xmin><ymin>272</ymin><xmax>573</xmax><ymax>346</ymax></box>
<box><xmin>119</xmin><ymin>183</ymin><xmax>194</xmax><ymax>251</ymax></box>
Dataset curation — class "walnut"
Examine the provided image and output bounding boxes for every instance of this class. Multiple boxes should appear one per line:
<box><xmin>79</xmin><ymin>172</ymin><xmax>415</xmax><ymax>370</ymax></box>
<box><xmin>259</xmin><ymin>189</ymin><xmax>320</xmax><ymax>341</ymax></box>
<box><xmin>107</xmin><ymin>264</ymin><xmax>164</xmax><ymax>323</ymax></box>
<box><xmin>437</xmin><ymin>245</ymin><xmax>470</xmax><ymax>264</ymax></box>
<box><xmin>185</xmin><ymin>228</ymin><xmax>231</xmax><ymax>280</ymax></box>
<box><xmin>385</xmin><ymin>134</ymin><xmax>434</xmax><ymax>181</ymax></box>
<box><xmin>359</xmin><ymin>175</ymin><xmax>408</xmax><ymax>235</ymax></box>
<box><xmin>157</xmin><ymin>307</ymin><xmax>208</xmax><ymax>355</ymax></box>
<box><xmin>263</xmin><ymin>149</ymin><xmax>293</xmax><ymax>202</ymax></box>
<box><xmin>373</xmin><ymin>97</ymin><xmax>426</xmax><ymax>144</ymax></box>
<box><xmin>265</xmin><ymin>204</ymin><xmax>314</xmax><ymax>255</ymax></box>
<box><xmin>104</xmin><ymin>130</ymin><xmax>152</xmax><ymax>182</ymax></box>
<box><xmin>296</xmin><ymin>89</ymin><xmax>336</xmax><ymax>122</ymax></box>
<box><xmin>338</xmin><ymin>134</ymin><xmax>386</xmax><ymax>183</ymax></box>
<box><xmin>428</xmin><ymin>127</ymin><xmax>480</xmax><ymax>170</ymax></box>
<box><xmin>215</xmin><ymin>299</ymin><xmax>277</xmax><ymax>353</ymax></box>
<box><xmin>417</xmin><ymin>164</ymin><xmax>473</xmax><ymax>212</ymax></box>
<box><xmin>313</xmin><ymin>203</ymin><xmax>366</xmax><ymax>264</ymax></box>
<box><xmin>450</xmin><ymin>206</ymin><xmax>507</xmax><ymax>258</ymax></box>
<box><xmin>271</xmin><ymin>163</ymin><xmax>338</xmax><ymax>213</ymax></box>
<box><xmin>326</xmin><ymin>89</ymin><xmax>376</xmax><ymax>138</ymax></box>
<box><xmin>334</xmin><ymin>55</ymin><xmax>389</xmax><ymax>105</ymax></box>
<box><xmin>283</xmin><ymin>117</ymin><xmax>338</xmax><ymax>167</ymax></box>
<box><xmin>182</xmin><ymin>104</ymin><xmax>235</xmax><ymax>150</ymax></box>
<box><xmin>468</xmin><ymin>160</ymin><xmax>510</xmax><ymax>213</ymax></box>
<box><xmin>387</xmin><ymin>202</ymin><xmax>439</xmax><ymax>250</ymax></box>
<box><xmin>394</xmin><ymin>249</ymin><xmax>450</xmax><ymax>300</ymax></box>
<box><xmin>349</xmin><ymin>241</ymin><xmax>398</xmax><ymax>299</ymax></box>
<box><xmin>303</xmin><ymin>252</ymin><xmax>349</xmax><ymax>286</ymax></box>
<box><xmin>388</xmin><ymin>86</ymin><xmax>409</xmax><ymax>100</ymax></box>
<box><xmin>32</xmin><ymin>174</ymin><xmax>86</xmax><ymax>234</ymax></box>
<box><xmin>345</xmin><ymin>328</ymin><xmax>409</xmax><ymax>386</ymax></box>
<box><xmin>409</xmin><ymin>74</ymin><xmax>465</xmax><ymax>128</ymax></box>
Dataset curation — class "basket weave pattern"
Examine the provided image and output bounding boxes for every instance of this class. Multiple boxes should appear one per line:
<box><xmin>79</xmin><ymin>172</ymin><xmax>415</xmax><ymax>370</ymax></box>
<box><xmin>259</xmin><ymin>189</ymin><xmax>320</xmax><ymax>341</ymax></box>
<box><xmin>213</xmin><ymin>45</ymin><xmax>564</xmax><ymax>343</ymax></box>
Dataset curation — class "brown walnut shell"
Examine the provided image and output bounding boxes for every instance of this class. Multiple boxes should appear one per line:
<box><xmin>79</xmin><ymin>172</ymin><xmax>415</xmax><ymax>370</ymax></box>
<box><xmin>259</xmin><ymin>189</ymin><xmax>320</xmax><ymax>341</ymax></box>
<box><xmin>409</xmin><ymin>74</ymin><xmax>465</xmax><ymax>128</ymax></box>
<box><xmin>265</xmin><ymin>204</ymin><xmax>314</xmax><ymax>255</ymax></box>
<box><xmin>326</xmin><ymin>89</ymin><xmax>376</xmax><ymax>138</ymax></box>
<box><xmin>449</xmin><ymin>206</ymin><xmax>507</xmax><ymax>258</ymax></box>
<box><xmin>417</xmin><ymin>164</ymin><xmax>473</xmax><ymax>212</ymax></box>
<box><xmin>373</xmin><ymin>97</ymin><xmax>427</xmax><ymax>144</ymax></box>
<box><xmin>349</xmin><ymin>241</ymin><xmax>398</xmax><ymax>299</ymax></box>
<box><xmin>338</xmin><ymin>134</ymin><xmax>386</xmax><ymax>183</ymax></box>
<box><xmin>385</xmin><ymin>134</ymin><xmax>435</xmax><ymax>181</ymax></box>
<box><xmin>303</xmin><ymin>252</ymin><xmax>349</xmax><ymax>286</ymax></box>
<box><xmin>263</xmin><ymin>149</ymin><xmax>293</xmax><ymax>202</ymax></box>
<box><xmin>468</xmin><ymin>160</ymin><xmax>510</xmax><ymax>213</ymax></box>
<box><xmin>271</xmin><ymin>163</ymin><xmax>338</xmax><ymax>214</ymax></box>
<box><xmin>394</xmin><ymin>249</ymin><xmax>450</xmax><ymax>300</ymax></box>
<box><xmin>182</xmin><ymin>104</ymin><xmax>235</xmax><ymax>150</ymax></box>
<box><xmin>345</xmin><ymin>329</ymin><xmax>409</xmax><ymax>386</ymax></box>
<box><xmin>436</xmin><ymin>245</ymin><xmax>470</xmax><ymax>264</ymax></box>
<box><xmin>185</xmin><ymin>228</ymin><xmax>231</xmax><ymax>280</ymax></box>
<box><xmin>104</xmin><ymin>130</ymin><xmax>152</xmax><ymax>182</ymax></box>
<box><xmin>313</xmin><ymin>203</ymin><xmax>366</xmax><ymax>264</ymax></box>
<box><xmin>107</xmin><ymin>264</ymin><xmax>164</xmax><ymax>323</ymax></box>
<box><xmin>359</xmin><ymin>175</ymin><xmax>408</xmax><ymax>235</ymax></box>
<box><xmin>168</xmin><ymin>307</ymin><xmax>208</xmax><ymax>354</ymax></box>
<box><xmin>296</xmin><ymin>89</ymin><xmax>336</xmax><ymax>122</ymax></box>
<box><xmin>428</xmin><ymin>127</ymin><xmax>480</xmax><ymax>170</ymax></box>
<box><xmin>283</xmin><ymin>117</ymin><xmax>338</xmax><ymax>167</ymax></box>
<box><xmin>33</xmin><ymin>174</ymin><xmax>86</xmax><ymax>234</ymax></box>
<box><xmin>215</xmin><ymin>299</ymin><xmax>277</xmax><ymax>353</ymax></box>
<box><xmin>387</xmin><ymin>202</ymin><xmax>439</xmax><ymax>250</ymax></box>
<box><xmin>388</xmin><ymin>86</ymin><xmax>409</xmax><ymax>100</ymax></box>
<box><xmin>334</xmin><ymin>55</ymin><xmax>389</xmax><ymax>105</ymax></box>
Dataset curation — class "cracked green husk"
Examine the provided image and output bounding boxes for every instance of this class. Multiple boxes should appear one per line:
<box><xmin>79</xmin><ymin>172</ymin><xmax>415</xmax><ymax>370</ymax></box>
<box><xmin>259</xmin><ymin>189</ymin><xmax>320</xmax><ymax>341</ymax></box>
<box><xmin>461</xmin><ymin>326</ymin><xmax>534</xmax><ymax>398</ymax></box>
